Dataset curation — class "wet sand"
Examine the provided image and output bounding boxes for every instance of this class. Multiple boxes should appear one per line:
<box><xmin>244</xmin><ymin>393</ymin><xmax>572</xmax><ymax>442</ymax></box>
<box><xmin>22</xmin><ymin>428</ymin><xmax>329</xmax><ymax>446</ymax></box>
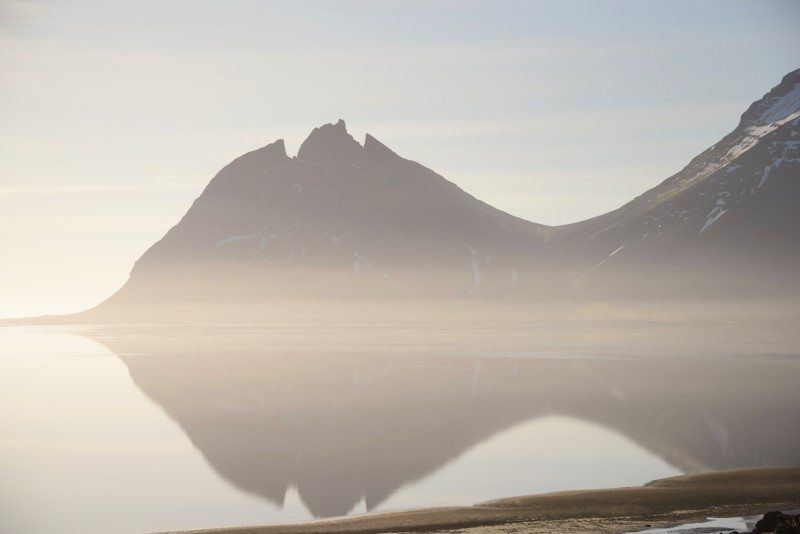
<box><xmin>165</xmin><ymin>466</ymin><xmax>800</xmax><ymax>534</ymax></box>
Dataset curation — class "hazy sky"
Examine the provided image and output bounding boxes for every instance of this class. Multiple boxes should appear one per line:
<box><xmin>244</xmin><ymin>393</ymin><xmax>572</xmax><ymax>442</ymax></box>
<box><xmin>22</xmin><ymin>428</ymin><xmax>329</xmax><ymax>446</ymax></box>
<box><xmin>2</xmin><ymin>0</ymin><xmax>799</xmax><ymax>317</ymax></box>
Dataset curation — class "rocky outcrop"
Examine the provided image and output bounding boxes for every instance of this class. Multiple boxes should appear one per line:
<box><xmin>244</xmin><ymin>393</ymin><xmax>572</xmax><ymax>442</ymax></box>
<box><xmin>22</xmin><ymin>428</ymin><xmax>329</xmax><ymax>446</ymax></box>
<box><xmin>753</xmin><ymin>510</ymin><xmax>800</xmax><ymax>533</ymax></box>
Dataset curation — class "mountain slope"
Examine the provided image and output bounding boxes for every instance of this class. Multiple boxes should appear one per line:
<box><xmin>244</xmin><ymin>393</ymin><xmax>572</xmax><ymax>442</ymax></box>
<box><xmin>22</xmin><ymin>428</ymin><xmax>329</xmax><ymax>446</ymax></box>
<box><xmin>551</xmin><ymin>68</ymin><xmax>800</xmax><ymax>297</ymax></box>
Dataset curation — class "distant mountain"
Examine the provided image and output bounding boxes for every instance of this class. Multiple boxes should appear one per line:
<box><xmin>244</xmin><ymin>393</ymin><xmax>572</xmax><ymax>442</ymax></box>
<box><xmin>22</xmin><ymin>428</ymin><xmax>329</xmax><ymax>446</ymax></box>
<box><xmin>105</xmin><ymin>119</ymin><xmax>551</xmax><ymax>308</ymax></box>
<box><xmin>85</xmin><ymin>69</ymin><xmax>800</xmax><ymax>316</ymax></box>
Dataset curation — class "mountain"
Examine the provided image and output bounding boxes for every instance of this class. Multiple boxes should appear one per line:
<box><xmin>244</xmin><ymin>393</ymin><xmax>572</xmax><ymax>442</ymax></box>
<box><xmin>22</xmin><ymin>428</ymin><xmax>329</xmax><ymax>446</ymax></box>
<box><xmin>551</xmin><ymin>68</ymin><xmax>800</xmax><ymax>297</ymax></box>
<box><xmin>104</xmin><ymin>119</ymin><xmax>551</xmax><ymax>308</ymax></box>
<box><xmin>83</xmin><ymin>69</ymin><xmax>800</xmax><ymax>316</ymax></box>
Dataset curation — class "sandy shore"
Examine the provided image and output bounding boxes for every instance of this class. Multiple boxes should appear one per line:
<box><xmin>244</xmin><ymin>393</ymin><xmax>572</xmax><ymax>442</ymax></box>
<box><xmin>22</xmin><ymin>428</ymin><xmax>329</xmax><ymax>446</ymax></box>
<box><xmin>163</xmin><ymin>466</ymin><xmax>800</xmax><ymax>534</ymax></box>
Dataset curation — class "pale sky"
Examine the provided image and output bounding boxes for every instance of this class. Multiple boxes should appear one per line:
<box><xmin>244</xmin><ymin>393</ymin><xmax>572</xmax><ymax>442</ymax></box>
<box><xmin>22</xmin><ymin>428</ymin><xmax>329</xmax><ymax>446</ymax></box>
<box><xmin>1</xmin><ymin>0</ymin><xmax>799</xmax><ymax>317</ymax></box>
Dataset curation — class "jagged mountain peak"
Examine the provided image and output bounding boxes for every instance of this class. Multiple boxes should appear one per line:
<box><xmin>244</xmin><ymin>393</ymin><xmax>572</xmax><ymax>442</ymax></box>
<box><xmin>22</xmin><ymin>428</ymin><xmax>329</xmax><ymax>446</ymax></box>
<box><xmin>296</xmin><ymin>119</ymin><xmax>362</xmax><ymax>164</ymax></box>
<box><xmin>224</xmin><ymin>138</ymin><xmax>289</xmax><ymax>167</ymax></box>
<box><xmin>363</xmin><ymin>133</ymin><xmax>400</xmax><ymax>160</ymax></box>
<box><xmin>254</xmin><ymin>138</ymin><xmax>288</xmax><ymax>159</ymax></box>
<box><xmin>292</xmin><ymin>119</ymin><xmax>406</xmax><ymax>167</ymax></box>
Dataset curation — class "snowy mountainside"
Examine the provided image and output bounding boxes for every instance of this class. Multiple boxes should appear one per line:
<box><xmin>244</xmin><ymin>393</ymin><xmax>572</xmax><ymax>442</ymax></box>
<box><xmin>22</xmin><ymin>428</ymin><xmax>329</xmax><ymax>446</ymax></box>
<box><xmin>550</xmin><ymin>68</ymin><xmax>800</xmax><ymax>296</ymax></box>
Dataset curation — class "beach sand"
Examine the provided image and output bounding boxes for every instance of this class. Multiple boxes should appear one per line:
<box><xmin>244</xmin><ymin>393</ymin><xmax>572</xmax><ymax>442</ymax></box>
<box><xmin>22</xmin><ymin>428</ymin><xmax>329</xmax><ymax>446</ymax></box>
<box><xmin>164</xmin><ymin>466</ymin><xmax>800</xmax><ymax>533</ymax></box>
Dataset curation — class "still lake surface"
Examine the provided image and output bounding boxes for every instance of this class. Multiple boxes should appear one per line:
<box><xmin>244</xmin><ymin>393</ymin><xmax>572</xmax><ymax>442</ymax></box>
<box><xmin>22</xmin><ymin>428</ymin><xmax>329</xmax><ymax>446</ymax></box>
<box><xmin>2</xmin><ymin>317</ymin><xmax>799</xmax><ymax>533</ymax></box>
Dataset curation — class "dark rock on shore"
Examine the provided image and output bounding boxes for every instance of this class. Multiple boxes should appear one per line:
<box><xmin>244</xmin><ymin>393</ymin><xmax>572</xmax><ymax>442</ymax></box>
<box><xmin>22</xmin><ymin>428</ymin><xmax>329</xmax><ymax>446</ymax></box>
<box><xmin>752</xmin><ymin>510</ymin><xmax>800</xmax><ymax>533</ymax></box>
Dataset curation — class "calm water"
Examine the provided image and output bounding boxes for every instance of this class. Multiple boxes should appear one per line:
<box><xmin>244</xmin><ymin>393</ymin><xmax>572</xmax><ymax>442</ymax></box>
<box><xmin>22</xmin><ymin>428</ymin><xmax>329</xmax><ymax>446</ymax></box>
<box><xmin>1</xmin><ymin>319</ymin><xmax>799</xmax><ymax>533</ymax></box>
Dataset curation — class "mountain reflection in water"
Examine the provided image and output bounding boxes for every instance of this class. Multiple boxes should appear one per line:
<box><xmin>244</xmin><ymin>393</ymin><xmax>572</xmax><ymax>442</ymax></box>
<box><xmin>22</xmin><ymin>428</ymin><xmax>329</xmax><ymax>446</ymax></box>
<box><xmin>86</xmin><ymin>322</ymin><xmax>800</xmax><ymax>519</ymax></box>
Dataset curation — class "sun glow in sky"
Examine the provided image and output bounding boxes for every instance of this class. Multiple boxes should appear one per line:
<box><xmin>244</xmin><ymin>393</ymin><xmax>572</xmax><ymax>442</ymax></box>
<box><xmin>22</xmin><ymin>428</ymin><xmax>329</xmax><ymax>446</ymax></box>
<box><xmin>1</xmin><ymin>0</ymin><xmax>799</xmax><ymax>317</ymax></box>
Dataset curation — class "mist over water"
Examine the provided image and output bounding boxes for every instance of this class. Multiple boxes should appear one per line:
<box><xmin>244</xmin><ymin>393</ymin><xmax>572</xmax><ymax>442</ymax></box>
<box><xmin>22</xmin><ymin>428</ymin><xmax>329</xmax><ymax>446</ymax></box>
<box><xmin>2</xmin><ymin>304</ymin><xmax>799</xmax><ymax>533</ymax></box>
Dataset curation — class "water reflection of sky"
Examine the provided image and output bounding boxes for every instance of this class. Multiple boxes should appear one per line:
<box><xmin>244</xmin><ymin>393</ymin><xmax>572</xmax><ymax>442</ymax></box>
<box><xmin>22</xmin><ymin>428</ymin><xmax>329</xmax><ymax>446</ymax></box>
<box><xmin>1</xmin><ymin>324</ymin><xmax>798</xmax><ymax>533</ymax></box>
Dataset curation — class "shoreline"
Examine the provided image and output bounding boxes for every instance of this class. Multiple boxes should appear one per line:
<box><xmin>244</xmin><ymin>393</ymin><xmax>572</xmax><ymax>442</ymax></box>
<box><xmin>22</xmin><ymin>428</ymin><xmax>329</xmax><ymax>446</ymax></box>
<box><xmin>6</xmin><ymin>298</ymin><xmax>800</xmax><ymax>326</ymax></box>
<box><xmin>162</xmin><ymin>466</ymin><xmax>800</xmax><ymax>534</ymax></box>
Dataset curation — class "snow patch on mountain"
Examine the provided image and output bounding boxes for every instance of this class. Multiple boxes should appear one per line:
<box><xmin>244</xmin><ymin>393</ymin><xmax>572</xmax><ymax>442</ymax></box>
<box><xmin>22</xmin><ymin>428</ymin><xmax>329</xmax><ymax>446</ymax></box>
<box><xmin>699</xmin><ymin>206</ymin><xmax>727</xmax><ymax>235</ymax></box>
<box><xmin>468</xmin><ymin>246</ymin><xmax>482</xmax><ymax>287</ymax></box>
<box><xmin>215</xmin><ymin>226</ymin><xmax>271</xmax><ymax>248</ymax></box>
<box><xmin>726</xmin><ymin>110</ymin><xmax>800</xmax><ymax>162</ymax></box>
<box><xmin>753</xmin><ymin>77</ymin><xmax>800</xmax><ymax>126</ymax></box>
<box><xmin>353</xmin><ymin>251</ymin><xmax>370</xmax><ymax>275</ymax></box>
